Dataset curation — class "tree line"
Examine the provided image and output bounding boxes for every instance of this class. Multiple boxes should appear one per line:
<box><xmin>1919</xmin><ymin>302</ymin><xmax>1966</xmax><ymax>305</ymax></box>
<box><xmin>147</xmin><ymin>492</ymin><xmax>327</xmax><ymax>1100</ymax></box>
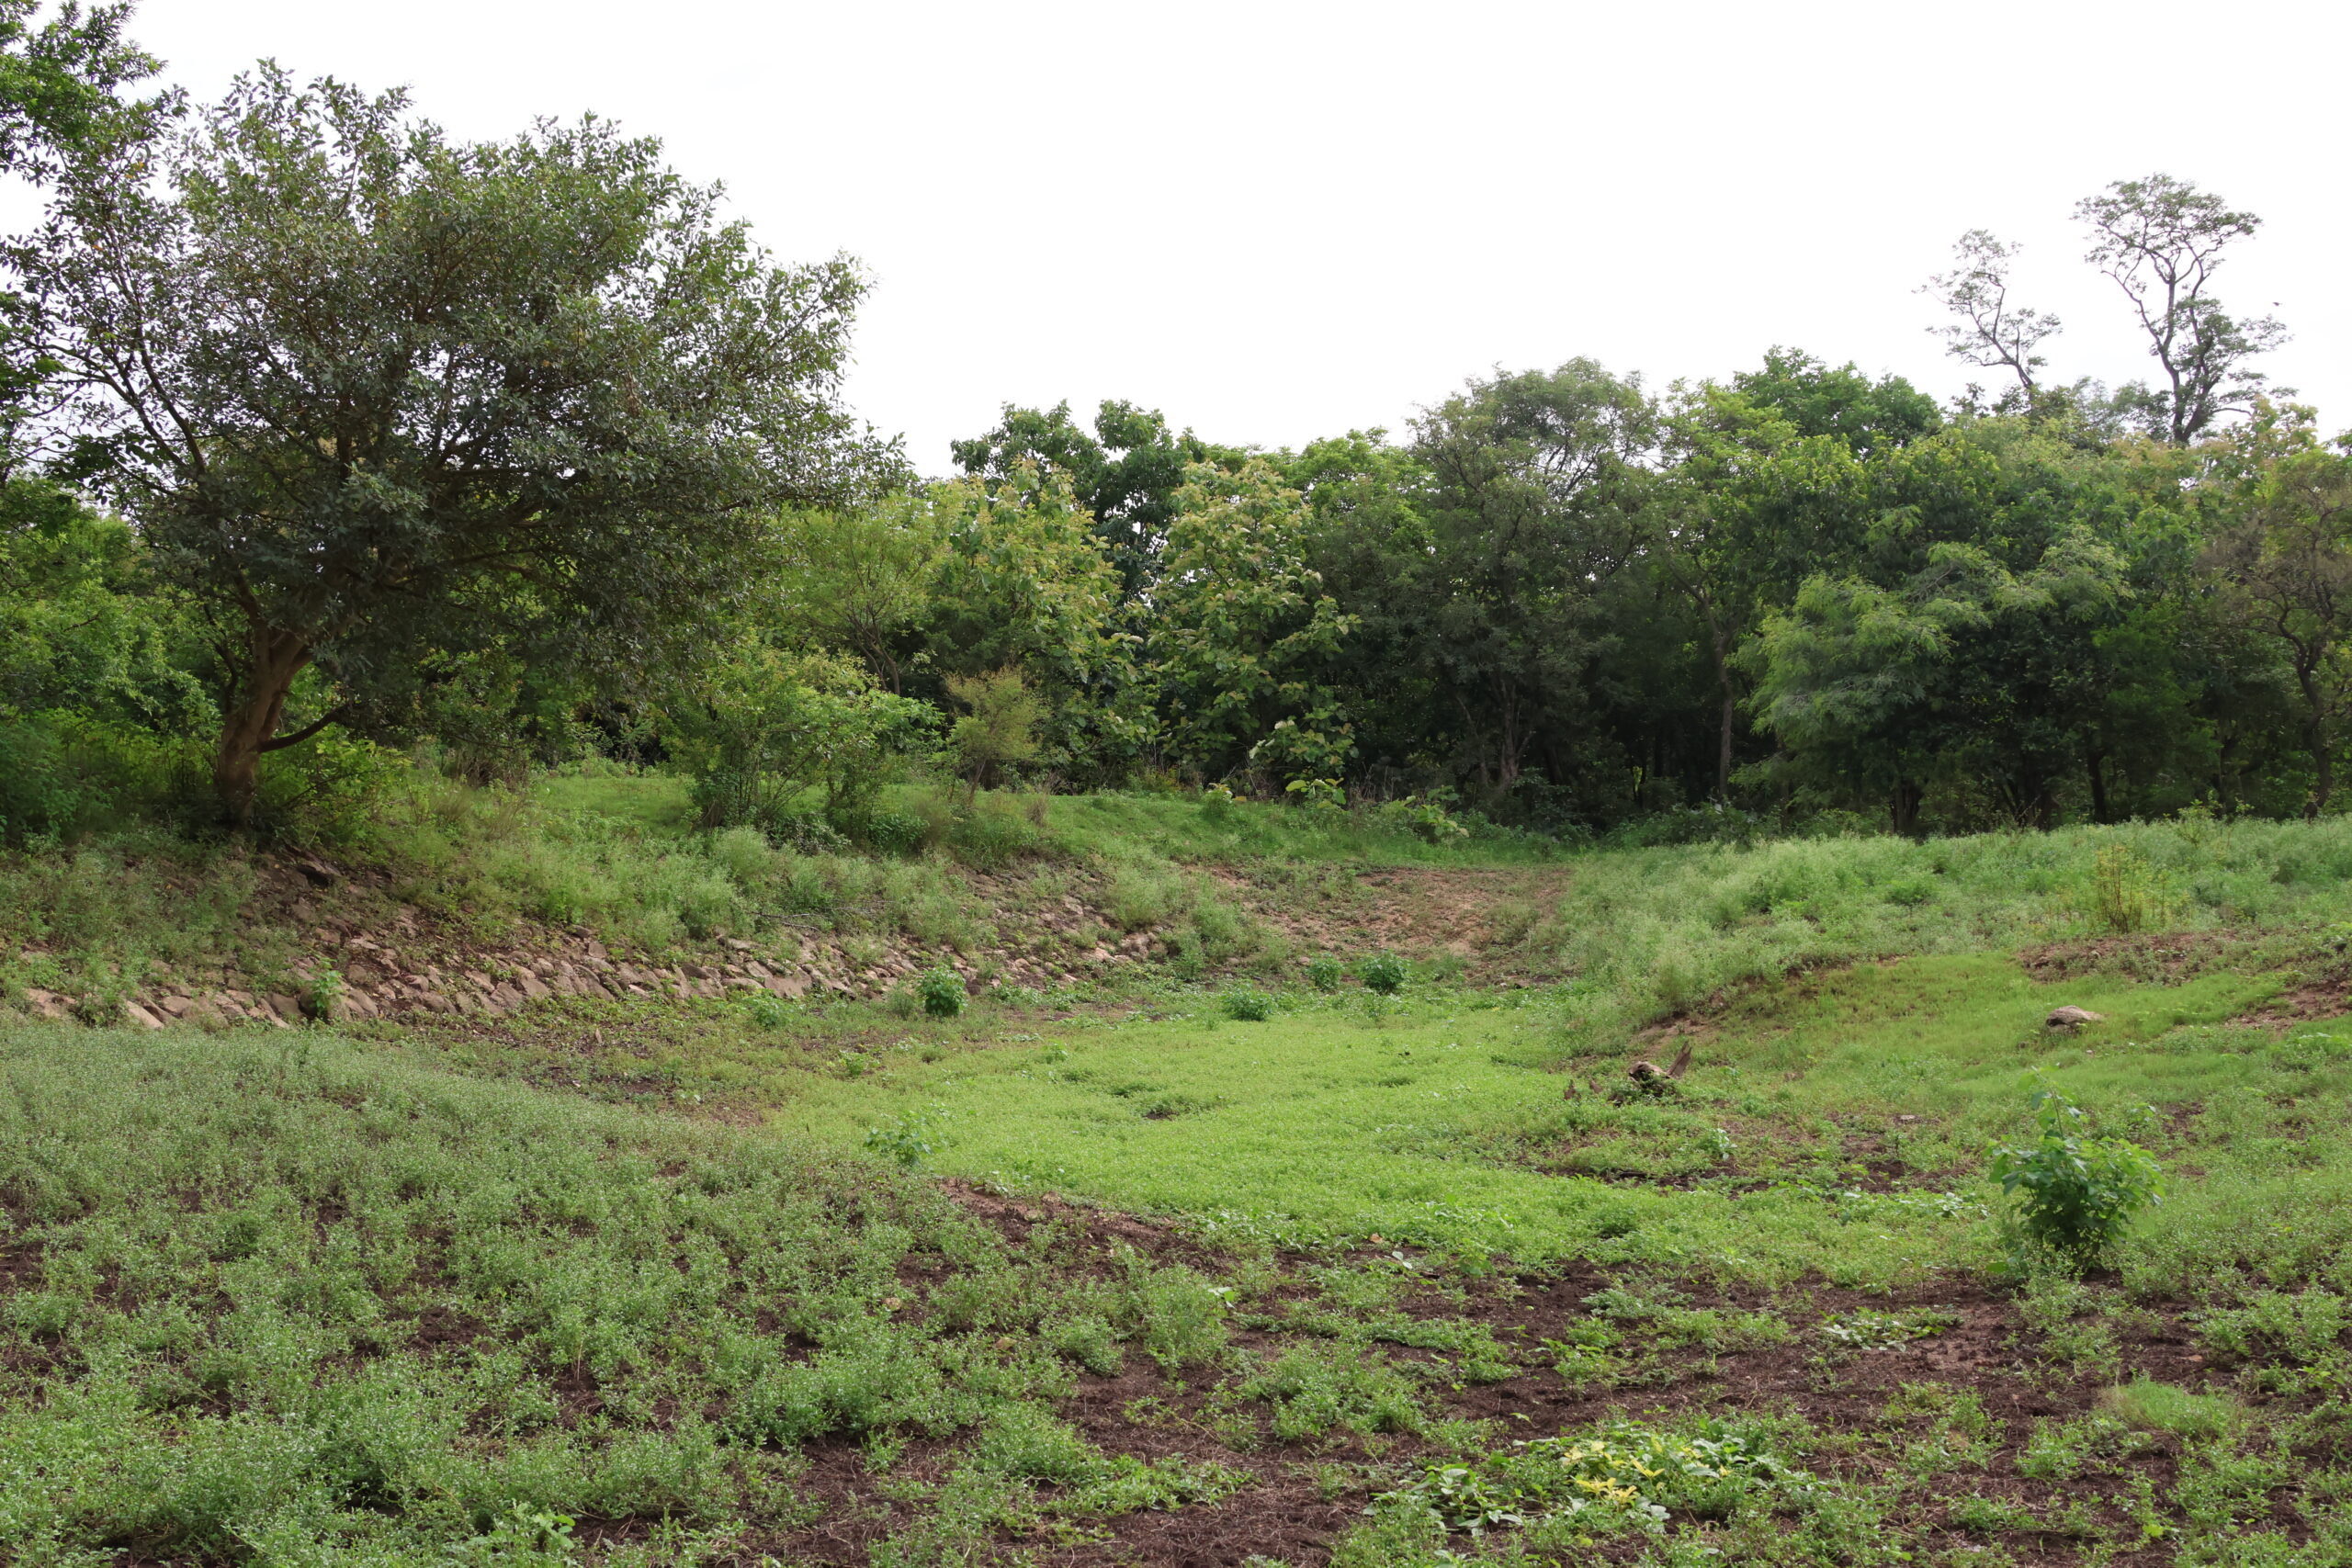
<box><xmin>3</xmin><ymin>9</ymin><xmax>2347</xmax><ymax>846</ymax></box>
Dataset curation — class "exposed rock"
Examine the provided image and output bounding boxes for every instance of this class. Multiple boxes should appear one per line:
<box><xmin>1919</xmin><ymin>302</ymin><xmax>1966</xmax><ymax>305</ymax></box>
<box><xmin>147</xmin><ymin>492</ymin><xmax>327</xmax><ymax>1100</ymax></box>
<box><xmin>120</xmin><ymin>1000</ymin><xmax>165</xmax><ymax>1030</ymax></box>
<box><xmin>517</xmin><ymin>973</ymin><xmax>551</xmax><ymax>1001</ymax></box>
<box><xmin>158</xmin><ymin>995</ymin><xmax>194</xmax><ymax>1018</ymax></box>
<box><xmin>1628</xmin><ymin>1041</ymin><xmax>1694</xmax><ymax>1087</ymax></box>
<box><xmin>22</xmin><ymin>987</ymin><xmax>65</xmax><ymax>1021</ymax></box>
<box><xmin>2046</xmin><ymin>1005</ymin><xmax>2106</xmax><ymax>1031</ymax></box>
<box><xmin>294</xmin><ymin>856</ymin><xmax>341</xmax><ymax>887</ymax></box>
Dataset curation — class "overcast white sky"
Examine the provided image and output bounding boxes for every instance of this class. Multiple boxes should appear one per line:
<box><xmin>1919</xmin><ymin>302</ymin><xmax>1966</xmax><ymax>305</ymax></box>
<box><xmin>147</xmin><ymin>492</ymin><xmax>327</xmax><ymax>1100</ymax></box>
<box><xmin>133</xmin><ymin>0</ymin><xmax>2350</xmax><ymax>471</ymax></box>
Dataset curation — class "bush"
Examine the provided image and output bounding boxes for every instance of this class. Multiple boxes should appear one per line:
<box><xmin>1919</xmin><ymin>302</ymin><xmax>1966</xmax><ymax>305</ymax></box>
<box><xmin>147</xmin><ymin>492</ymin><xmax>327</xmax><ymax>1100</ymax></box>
<box><xmin>1360</xmin><ymin>952</ymin><xmax>1407</xmax><ymax>995</ymax></box>
<box><xmin>863</xmin><ymin>808</ymin><xmax>928</xmax><ymax>858</ymax></box>
<box><xmin>744</xmin><ymin>992</ymin><xmax>795</xmax><ymax>1029</ymax></box>
<box><xmin>918</xmin><ymin>966</ymin><xmax>967</xmax><ymax>1018</ymax></box>
<box><xmin>865</xmin><ymin>1111</ymin><xmax>939</xmax><ymax>1168</ymax></box>
<box><xmin>2086</xmin><ymin>842</ymin><xmax>2173</xmax><ymax>933</ymax></box>
<box><xmin>1305</xmin><ymin>954</ymin><xmax>1344</xmax><ymax>992</ymax></box>
<box><xmin>1222</xmin><ymin>987</ymin><xmax>1273</xmax><ymax>1021</ymax></box>
<box><xmin>1989</xmin><ymin>1081</ymin><xmax>2163</xmax><ymax>1266</ymax></box>
<box><xmin>944</xmin><ymin>793</ymin><xmax>1041</xmax><ymax>869</ymax></box>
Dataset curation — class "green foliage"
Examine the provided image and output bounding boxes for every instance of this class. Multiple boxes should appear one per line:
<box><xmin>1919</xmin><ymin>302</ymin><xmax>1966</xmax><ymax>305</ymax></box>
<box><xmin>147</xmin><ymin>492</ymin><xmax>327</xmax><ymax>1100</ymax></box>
<box><xmin>1154</xmin><ymin>457</ymin><xmax>1355</xmax><ymax>783</ymax></box>
<box><xmin>1222</xmin><ymin>986</ymin><xmax>1274</xmax><ymax>1021</ymax></box>
<box><xmin>2098</xmin><ymin>1379</ymin><xmax>2239</xmax><ymax>1438</ymax></box>
<box><xmin>1989</xmin><ymin>1081</ymin><xmax>2165</xmax><ymax>1266</ymax></box>
<box><xmin>1305</xmin><ymin>954</ymin><xmax>1344</xmax><ymax>991</ymax></box>
<box><xmin>2087</xmin><ymin>842</ymin><xmax>2173</xmax><ymax>933</ymax></box>
<box><xmin>0</xmin><ymin>1028</ymin><xmax>1129</xmax><ymax>1562</ymax></box>
<box><xmin>917</xmin><ymin>966</ymin><xmax>966</xmax><ymax>1018</ymax></box>
<box><xmin>1374</xmin><ymin>1416</ymin><xmax>1808</xmax><ymax>1541</ymax></box>
<box><xmin>673</xmin><ymin>647</ymin><xmax>936</xmax><ymax>841</ymax></box>
<box><xmin>944</xmin><ymin>666</ymin><xmax>1044</xmax><ymax>796</ymax></box>
<box><xmin>1360</xmin><ymin>952</ymin><xmax>1407</xmax><ymax>994</ymax></box>
<box><xmin>865</xmin><ymin>1110</ymin><xmax>941</xmax><ymax>1167</ymax></box>
<box><xmin>1238</xmin><ymin>1340</ymin><xmax>1425</xmax><ymax>1442</ymax></box>
<box><xmin>19</xmin><ymin>68</ymin><xmax>885</xmax><ymax>818</ymax></box>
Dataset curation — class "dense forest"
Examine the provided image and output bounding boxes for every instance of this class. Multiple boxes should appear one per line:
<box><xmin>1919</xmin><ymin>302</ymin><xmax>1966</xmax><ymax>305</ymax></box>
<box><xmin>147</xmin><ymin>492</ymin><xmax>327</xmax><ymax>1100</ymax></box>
<box><xmin>4</xmin><ymin>4</ymin><xmax>2347</xmax><ymax>849</ymax></box>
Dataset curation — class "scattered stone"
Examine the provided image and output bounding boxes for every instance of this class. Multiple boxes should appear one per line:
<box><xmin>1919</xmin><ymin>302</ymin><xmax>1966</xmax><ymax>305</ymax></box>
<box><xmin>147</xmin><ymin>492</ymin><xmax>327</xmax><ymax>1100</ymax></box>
<box><xmin>121</xmin><ymin>1001</ymin><xmax>165</xmax><ymax>1030</ymax></box>
<box><xmin>294</xmin><ymin>856</ymin><xmax>341</xmax><ymax>887</ymax></box>
<box><xmin>2045</xmin><ymin>1005</ymin><xmax>2106</xmax><ymax>1031</ymax></box>
<box><xmin>158</xmin><ymin>995</ymin><xmax>194</xmax><ymax>1018</ymax></box>
<box><xmin>517</xmin><ymin>974</ymin><xmax>551</xmax><ymax>1001</ymax></box>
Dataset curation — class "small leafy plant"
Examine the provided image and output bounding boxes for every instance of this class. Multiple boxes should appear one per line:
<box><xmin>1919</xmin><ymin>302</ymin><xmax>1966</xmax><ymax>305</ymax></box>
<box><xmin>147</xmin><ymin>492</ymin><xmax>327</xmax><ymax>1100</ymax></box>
<box><xmin>1360</xmin><ymin>952</ymin><xmax>1407</xmax><ymax>995</ymax></box>
<box><xmin>1305</xmin><ymin>953</ymin><xmax>1344</xmax><ymax>991</ymax></box>
<box><xmin>865</xmin><ymin>1110</ymin><xmax>940</xmax><ymax>1168</ymax></box>
<box><xmin>918</xmin><ymin>965</ymin><xmax>966</xmax><ymax>1018</ymax></box>
<box><xmin>1989</xmin><ymin>1081</ymin><xmax>2163</xmax><ymax>1267</ymax></box>
<box><xmin>2086</xmin><ymin>842</ymin><xmax>2172</xmax><ymax>934</ymax></box>
<box><xmin>1222</xmin><ymin>987</ymin><xmax>1274</xmax><ymax>1021</ymax></box>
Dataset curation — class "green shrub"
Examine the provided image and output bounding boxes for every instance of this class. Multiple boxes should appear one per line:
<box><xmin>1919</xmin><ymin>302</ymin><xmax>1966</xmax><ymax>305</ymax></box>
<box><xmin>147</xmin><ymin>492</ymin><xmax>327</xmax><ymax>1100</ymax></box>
<box><xmin>1222</xmin><ymin>987</ymin><xmax>1273</xmax><ymax>1022</ymax></box>
<box><xmin>1109</xmin><ymin>863</ymin><xmax>1187</xmax><ymax>930</ymax></box>
<box><xmin>945</xmin><ymin>794</ymin><xmax>1041</xmax><ymax>869</ymax></box>
<box><xmin>1360</xmin><ymin>952</ymin><xmax>1407</xmax><ymax>995</ymax></box>
<box><xmin>1240</xmin><ymin>1341</ymin><xmax>1425</xmax><ymax>1441</ymax></box>
<box><xmin>919</xmin><ymin>966</ymin><xmax>967</xmax><ymax>1018</ymax></box>
<box><xmin>1305</xmin><ymin>954</ymin><xmax>1344</xmax><ymax>991</ymax></box>
<box><xmin>865</xmin><ymin>808</ymin><xmax>928</xmax><ymax>858</ymax></box>
<box><xmin>744</xmin><ymin>992</ymin><xmax>795</xmax><ymax>1029</ymax></box>
<box><xmin>1114</xmin><ymin>1254</ymin><xmax>1230</xmax><ymax>1371</ymax></box>
<box><xmin>2086</xmin><ymin>842</ymin><xmax>2173</xmax><ymax>933</ymax></box>
<box><xmin>865</xmin><ymin>1111</ymin><xmax>940</xmax><ymax>1168</ymax></box>
<box><xmin>1989</xmin><ymin>1082</ymin><xmax>2164</xmax><ymax>1266</ymax></box>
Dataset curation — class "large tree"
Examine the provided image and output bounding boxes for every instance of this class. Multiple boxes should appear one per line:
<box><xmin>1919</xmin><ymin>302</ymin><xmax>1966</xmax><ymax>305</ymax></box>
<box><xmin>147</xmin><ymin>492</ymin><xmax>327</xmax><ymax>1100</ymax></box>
<box><xmin>13</xmin><ymin>68</ymin><xmax>888</xmax><ymax>818</ymax></box>
<box><xmin>2202</xmin><ymin>416</ymin><xmax>2352</xmax><ymax>816</ymax></box>
<box><xmin>1409</xmin><ymin>361</ymin><xmax>1656</xmax><ymax>795</ymax></box>
<box><xmin>950</xmin><ymin>398</ymin><xmax>1239</xmax><ymax>601</ymax></box>
<box><xmin>1920</xmin><ymin>229</ymin><xmax>2063</xmax><ymax>400</ymax></box>
<box><xmin>2077</xmin><ymin>174</ymin><xmax>2287</xmax><ymax>445</ymax></box>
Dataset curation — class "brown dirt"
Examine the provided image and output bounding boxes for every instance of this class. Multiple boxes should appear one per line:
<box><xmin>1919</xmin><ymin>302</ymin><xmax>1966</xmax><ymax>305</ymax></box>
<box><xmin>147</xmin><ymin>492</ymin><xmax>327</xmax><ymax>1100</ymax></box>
<box><xmin>1215</xmin><ymin>863</ymin><xmax>1576</xmax><ymax>980</ymax></box>
<box><xmin>728</xmin><ymin>1236</ymin><xmax>2310</xmax><ymax>1568</ymax></box>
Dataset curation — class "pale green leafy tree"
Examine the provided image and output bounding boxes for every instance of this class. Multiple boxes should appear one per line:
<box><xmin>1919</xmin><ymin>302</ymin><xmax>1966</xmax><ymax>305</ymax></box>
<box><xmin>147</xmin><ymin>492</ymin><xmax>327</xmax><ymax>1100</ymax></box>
<box><xmin>1154</xmin><ymin>457</ymin><xmax>1354</xmax><ymax>783</ymax></box>
<box><xmin>944</xmin><ymin>665</ymin><xmax>1043</xmax><ymax>800</ymax></box>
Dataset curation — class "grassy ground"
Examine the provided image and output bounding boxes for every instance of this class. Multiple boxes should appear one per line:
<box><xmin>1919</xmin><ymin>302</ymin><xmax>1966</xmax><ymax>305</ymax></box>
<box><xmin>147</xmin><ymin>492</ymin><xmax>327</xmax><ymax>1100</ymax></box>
<box><xmin>6</xmin><ymin>792</ymin><xmax>2352</xmax><ymax>1565</ymax></box>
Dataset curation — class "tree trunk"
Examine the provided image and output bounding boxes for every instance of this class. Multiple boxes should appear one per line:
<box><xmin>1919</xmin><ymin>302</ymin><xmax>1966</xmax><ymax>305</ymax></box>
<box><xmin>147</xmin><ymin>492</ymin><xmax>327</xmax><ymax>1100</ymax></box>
<box><xmin>1707</xmin><ymin>626</ymin><xmax>1736</xmax><ymax>802</ymax></box>
<box><xmin>2086</xmin><ymin>749</ymin><xmax>2110</xmax><ymax>826</ymax></box>
<box><xmin>1890</xmin><ymin>777</ymin><xmax>1924</xmax><ymax>839</ymax></box>
<box><xmin>212</xmin><ymin>626</ymin><xmax>314</xmax><ymax>824</ymax></box>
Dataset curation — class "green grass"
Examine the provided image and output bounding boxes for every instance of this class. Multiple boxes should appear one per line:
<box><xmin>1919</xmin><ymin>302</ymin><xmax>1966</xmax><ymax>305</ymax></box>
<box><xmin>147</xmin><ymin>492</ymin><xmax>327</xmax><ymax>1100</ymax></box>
<box><xmin>0</xmin><ymin>1026</ymin><xmax>1248</xmax><ymax>1565</ymax></box>
<box><xmin>17</xmin><ymin>798</ymin><xmax>2352</xmax><ymax>1563</ymax></box>
<box><xmin>766</xmin><ymin>953</ymin><xmax>2352</xmax><ymax>1294</ymax></box>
